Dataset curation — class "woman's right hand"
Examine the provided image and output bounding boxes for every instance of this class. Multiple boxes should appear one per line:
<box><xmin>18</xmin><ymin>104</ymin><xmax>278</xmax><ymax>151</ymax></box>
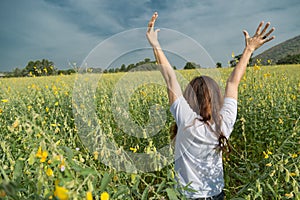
<box><xmin>146</xmin><ymin>12</ymin><xmax>161</xmax><ymax>48</ymax></box>
<box><xmin>225</xmin><ymin>21</ymin><xmax>275</xmax><ymax>100</ymax></box>
<box><xmin>243</xmin><ymin>21</ymin><xmax>275</xmax><ymax>52</ymax></box>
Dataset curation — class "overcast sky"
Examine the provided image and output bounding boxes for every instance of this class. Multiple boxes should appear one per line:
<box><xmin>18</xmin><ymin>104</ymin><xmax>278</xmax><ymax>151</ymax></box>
<box><xmin>0</xmin><ymin>0</ymin><xmax>299</xmax><ymax>71</ymax></box>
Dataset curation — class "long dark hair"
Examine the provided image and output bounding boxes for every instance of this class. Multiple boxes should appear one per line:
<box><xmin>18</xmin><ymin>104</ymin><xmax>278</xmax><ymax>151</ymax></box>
<box><xmin>170</xmin><ymin>76</ymin><xmax>231</xmax><ymax>155</ymax></box>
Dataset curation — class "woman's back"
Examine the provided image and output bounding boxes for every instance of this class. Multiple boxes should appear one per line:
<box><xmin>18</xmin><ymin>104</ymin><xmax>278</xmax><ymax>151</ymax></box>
<box><xmin>171</xmin><ymin>96</ymin><xmax>237</xmax><ymax>198</ymax></box>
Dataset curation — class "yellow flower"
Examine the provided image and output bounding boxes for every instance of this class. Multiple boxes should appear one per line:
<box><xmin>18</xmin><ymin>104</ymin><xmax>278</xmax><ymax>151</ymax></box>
<box><xmin>40</xmin><ymin>151</ymin><xmax>48</xmax><ymax>162</ymax></box>
<box><xmin>93</xmin><ymin>151</ymin><xmax>99</xmax><ymax>160</ymax></box>
<box><xmin>36</xmin><ymin>146</ymin><xmax>43</xmax><ymax>158</ymax></box>
<box><xmin>279</xmin><ymin>118</ymin><xmax>283</xmax><ymax>124</ymax></box>
<box><xmin>113</xmin><ymin>175</ymin><xmax>118</xmax><ymax>182</ymax></box>
<box><xmin>1</xmin><ymin>99</ymin><xmax>8</xmax><ymax>103</ymax></box>
<box><xmin>290</xmin><ymin>172</ymin><xmax>296</xmax><ymax>177</ymax></box>
<box><xmin>285</xmin><ymin>192</ymin><xmax>294</xmax><ymax>198</ymax></box>
<box><xmin>36</xmin><ymin>147</ymin><xmax>48</xmax><ymax>162</ymax></box>
<box><xmin>266</xmin><ymin>163</ymin><xmax>272</xmax><ymax>167</ymax></box>
<box><xmin>263</xmin><ymin>73</ymin><xmax>271</xmax><ymax>78</ymax></box>
<box><xmin>263</xmin><ymin>150</ymin><xmax>272</xmax><ymax>159</ymax></box>
<box><xmin>131</xmin><ymin>173</ymin><xmax>137</xmax><ymax>184</ymax></box>
<box><xmin>46</xmin><ymin>107</ymin><xmax>49</xmax><ymax>112</ymax></box>
<box><xmin>86</xmin><ymin>191</ymin><xmax>93</xmax><ymax>200</ymax></box>
<box><xmin>270</xmin><ymin>170</ymin><xmax>275</xmax><ymax>177</ymax></box>
<box><xmin>267</xmin><ymin>59</ymin><xmax>272</xmax><ymax>64</ymax></box>
<box><xmin>12</xmin><ymin>119</ymin><xmax>19</xmax><ymax>129</ymax></box>
<box><xmin>140</xmin><ymin>91</ymin><xmax>147</xmax><ymax>97</ymax></box>
<box><xmin>256</xmin><ymin>58</ymin><xmax>261</xmax><ymax>65</ymax></box>
<box><xmin>46</xmin><ymin>168</ymin><xmax>54</xmax><ymax>177</ymax></box>
<box><xmin>55</xmin><ymin>102</ymin><xmax>59</xmax><ymax>106</ymax></box>
<box><xmin>100</xmin><ymin>192</ymin><xmax>109</xmax><ymax>200</ymax></box>
<box><xmin>253</xmin><ymin>64</ymin><xmax>261</xmax><ymax>71</ymax></box>
<box><xmin>171</xmin><ymin>170</ymin><xmax>175</xmax><ymax>179</ymax></box>
<box><xmin>291</xmin><ymin>153</ymin><xmax>298</xmax><ymax>158</ymax></box>
<box><xmin>54</xmin><ymin>186</ymin><xmax>69</xmax><ymax>200</ymax></box>
<box><xmin>130</xmin><ymin>147</ymin><xmax>137</xmax><ymax>153</ymax></box>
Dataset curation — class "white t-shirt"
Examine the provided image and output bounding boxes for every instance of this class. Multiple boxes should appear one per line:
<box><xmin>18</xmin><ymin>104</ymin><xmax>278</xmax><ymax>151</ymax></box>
<box><xmin>170</xmin><ymin>96</ymin><xmax>237</xmax><ymax>198</ymax></box>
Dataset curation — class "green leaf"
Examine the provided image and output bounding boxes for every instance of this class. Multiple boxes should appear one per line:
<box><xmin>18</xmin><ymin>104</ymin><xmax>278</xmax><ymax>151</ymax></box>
<box><xmin>141</xmin><ymin>186</ymin><xmax>149</xmax><ymax>200</ymax></box>
<box><xmin>166</xmin><ymin>188</ymin><xmax>179</xmax><ymax>200</ymax></box>
<box><xmin>112</xmin><ymin>186</ymin><xmax>129</xmax><ymax>199</ymax></box>
<box><xmin>266</xmin><ymin>183</ymin><xmax>276</xmax><ymax>198</ymax></box>
<box><xmin>80</xmin><ymin>168</ymin><xmax>97</xmax><ymax>176</ymax></box>
<box><xmin>27</xmin><ymin>151</ymin><xmax>36</xmax><ymax>165</ymax></box>
<box><xmin>2</xmin><ymin>182</ymin><xmax>19</xmax><ymax>200</ymax></box>
<box><xmin>61</xmin><ymin>146</ymin><xmax>74</xmax><ymax>159</ymax></box>
<box><xmin>100</xmin><ymin>172</ymin><xmax>112</xmax><ymax>192</ymax></box>
<box><xmin>156</xmin><ymin>180</ymin><xmax>166</xmax><ymax>193</ymax></box>
<box><xmin>13</xmin><ymin>160</ymin><xmax>23</xmax><ymax>180</ymax></box>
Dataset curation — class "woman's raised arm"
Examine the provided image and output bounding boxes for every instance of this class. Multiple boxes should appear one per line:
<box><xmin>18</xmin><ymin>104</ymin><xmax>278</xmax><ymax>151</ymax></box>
<box><xmin>225</xmin><ymin>21</ymin><xmax>275</xmax><ymax>100</ymax></box>
<box><xmin>146</xmin><ymin>12</ymin><xmax>182</xmax><ymax>105</ymax></box>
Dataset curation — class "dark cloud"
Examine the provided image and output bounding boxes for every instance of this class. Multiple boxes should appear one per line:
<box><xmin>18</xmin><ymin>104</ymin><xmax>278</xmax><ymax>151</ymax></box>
<box><xmin>0</xmin><ymin>0</ymin><xmax>299</xmax><ymax>71</ymax></box>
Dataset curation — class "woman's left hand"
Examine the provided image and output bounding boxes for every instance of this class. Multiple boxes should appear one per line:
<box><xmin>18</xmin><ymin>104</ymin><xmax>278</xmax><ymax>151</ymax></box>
<box><xmin>243</xmin><ymin>21</ymin><xmax>275</xmax><ymax>52</ymax></box>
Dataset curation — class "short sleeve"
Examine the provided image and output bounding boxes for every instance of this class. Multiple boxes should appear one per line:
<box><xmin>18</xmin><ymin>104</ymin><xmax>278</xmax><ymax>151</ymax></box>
<box><xmin>220</xmin><ymin>97</ymin><xmax>238</xmax><ymax>138</ymax></box>
<box><xmin>170</xmin><ymin>96</ymin><xmax>197</xmax><ymax>128</ymax></box>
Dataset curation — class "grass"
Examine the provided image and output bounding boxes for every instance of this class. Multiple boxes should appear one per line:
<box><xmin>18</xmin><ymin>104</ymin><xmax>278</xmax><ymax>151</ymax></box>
<box><xmin>0</xmin><ymin>64</ymin><xmax>299</xmax><ymax>199</ymax></box>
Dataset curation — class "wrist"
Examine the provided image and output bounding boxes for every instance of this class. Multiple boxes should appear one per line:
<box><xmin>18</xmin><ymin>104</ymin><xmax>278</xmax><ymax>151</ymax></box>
<box><xmin>244</xmin><ymin>46</ymin><xmax>255</xmax><ymax>54</ymax></box>
<box><xmin>152</xmin><ymin>45</ymin><xmax>162</xmax><ymax>50</ymax></box>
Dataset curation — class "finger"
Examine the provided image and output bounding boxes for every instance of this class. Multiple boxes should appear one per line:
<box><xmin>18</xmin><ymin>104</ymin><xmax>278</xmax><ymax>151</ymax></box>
<box><xmin>260</xmin><ymin>22</ymin><xmax>270</xmax><ymax>35</ymax></box>
<box><xmin>243</xmin><ymin>30</ymin><xmax>250</xmax><ymax>39</ymax></box>
<box><xmin>255</xmin><ymin>21</ymin><xmax>264</xmax><ymax>36</ymax></box>
<box><xmin>263</xmin><ymin>27</ymin><xmax>275</xmax><ymax>39</ymax></box>
<box><xmin>264</xmin><ymin>35</ymin><xmax>275</xmax><ymax>43</ymax></box>
<box><xmin>147</xmin><ymin>12</ymin><xmax>158</xmax><ymax>32</ymax></box>
<box><xmin>147</xmin><ymin>21</ymin><xmax>153</xmax><ymax>32</ymax></box>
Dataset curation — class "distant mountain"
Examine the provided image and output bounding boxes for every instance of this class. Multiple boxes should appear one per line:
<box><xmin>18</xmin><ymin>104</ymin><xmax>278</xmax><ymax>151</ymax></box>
<box><xmin>252</xmin><ymin>35</ymin><xmax>300</xmax><ymax>65</ymax></box>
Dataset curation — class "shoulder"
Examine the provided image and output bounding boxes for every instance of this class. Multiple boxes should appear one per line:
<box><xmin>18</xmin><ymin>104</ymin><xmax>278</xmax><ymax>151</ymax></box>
<box><xmin>222</xmin><ymin>97</ymin><xmax>237</xmax><ymax>112</ymax></box>
<box><xmin>170</xmin><ymin>95</ymin><xmax>198</xmax><ymax>127</ymax></box>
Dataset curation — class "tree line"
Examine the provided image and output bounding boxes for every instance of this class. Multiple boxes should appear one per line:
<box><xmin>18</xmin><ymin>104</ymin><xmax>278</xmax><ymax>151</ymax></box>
<box><xmin>4</xmin><ymin>54</ymin><xmax>298</xmax><ymax>78</ymax></box>
<box><xmin>4</xmin><ymin>59</ymin><xmax>76</xmax><ymax>78</ymax></box>
<box><xmin>3</xmin><ymin>58</ymin><xmax>206</xmax><ymax>78</ymax></box>
<box><xmin>82</xmin><ymin>59</ymin><xmax>204</xmax><ymax>73</ymax></box>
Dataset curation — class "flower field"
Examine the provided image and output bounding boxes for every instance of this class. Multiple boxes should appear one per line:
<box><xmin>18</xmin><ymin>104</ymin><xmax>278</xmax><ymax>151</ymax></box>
<box><xmin>0</xmin><ymin>64</ymin><xmax>299</xmax><ymax>199</ymax></box>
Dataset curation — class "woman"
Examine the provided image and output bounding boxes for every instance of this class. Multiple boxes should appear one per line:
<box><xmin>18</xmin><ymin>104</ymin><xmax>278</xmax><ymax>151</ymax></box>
<box><xmin>146</xmin><ymin>12</ymin><xmax>275</xmax><ymax>199</ymax></box>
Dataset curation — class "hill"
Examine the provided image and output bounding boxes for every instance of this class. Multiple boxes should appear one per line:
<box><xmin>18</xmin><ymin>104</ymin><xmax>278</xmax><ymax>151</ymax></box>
<box><xmin>252</xmin><ymin>35</ymin><xmax>300</xmax><ymax>65</ymax></box>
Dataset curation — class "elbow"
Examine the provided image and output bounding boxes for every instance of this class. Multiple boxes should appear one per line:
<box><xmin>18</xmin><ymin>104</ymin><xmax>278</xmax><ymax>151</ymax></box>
<box><xmin>226</xmin><ymin>77</ymin><xmax>240</xmax><ymax>87</ymax></box>
<box><xmin>226</xmin><ymin>80</ymin><xmax>239</xmax><ymax>90</ymax></box>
